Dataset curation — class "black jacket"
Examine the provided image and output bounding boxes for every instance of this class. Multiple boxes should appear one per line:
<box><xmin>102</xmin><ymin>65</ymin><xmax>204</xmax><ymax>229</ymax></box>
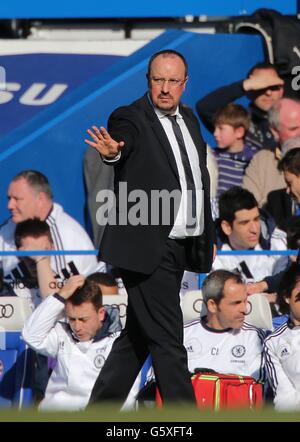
<box><xmin>99</xmin><ymin>94</ymin><xmax>215</xmax><ymax>274</ymax></box>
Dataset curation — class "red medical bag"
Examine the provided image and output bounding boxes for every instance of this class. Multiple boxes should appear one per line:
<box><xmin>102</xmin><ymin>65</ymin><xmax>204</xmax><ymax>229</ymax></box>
<box><xmin>156</xmin><ymin>373</ymin><xmax>263</xmax><ymax>410</ymax></box>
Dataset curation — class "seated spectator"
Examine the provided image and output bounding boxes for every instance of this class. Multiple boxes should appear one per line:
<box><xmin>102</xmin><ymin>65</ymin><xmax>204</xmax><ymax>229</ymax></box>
<box><xmin>243</xmin><ymin>98</ymin><xmax>300</xmax><ymax>206</ymax></box>
<box><xmin>264</xmin><ymin>263</ymin><xmax>300</xmax><ymax>410</ymax></box>
<box><xmin>184</xmin><ymin>270</ymin><xmax>265</xmax><ymax>381</ymax></box>
<box><xmin>212</xmin><ymin>103</ymin><xmax>256</xmax><ymax>199</ymax></box>
<box><xmin>213</xmin><ymin>187</ymin><xmax>287</xmax><ymax>282</ymax></box>
<box><xmin>22</xmin><ymin>276</ymin><xmax>134</xmax><ymax>411</ymax></box>
<box><xmin>0</xmin><ymin>170</ymin><xmax>104</xmax><ymax>307</ymax></box>
<box><xmin>263</xmin><ymin>136</ymin><xmax>300</xmax><ymax>232</ymax></box>
<box><xmin>196</xmin><ymin>62</ymin><xmax>284</xmax><ymax>151</ymax></box>
<box><xmin>15</xmin><ymin>218</ymin><xmax>59</xmax><ymax>306</ymax></box>
<box><xmin>247</xmin><ymin>216</ymin><xmax>300</xmax><ymax>300</ymax></box>
<box><xmin>87</xmin><ymin>272</ymin><xmax>119</xmax><ymax>295</ymax></box>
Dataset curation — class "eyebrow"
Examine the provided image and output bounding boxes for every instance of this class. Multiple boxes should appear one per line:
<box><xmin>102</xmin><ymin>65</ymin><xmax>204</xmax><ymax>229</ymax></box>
<box><xmin>68</xmin><ymin>315</ymin><xmax>89</xmax><ymax>320</ymax></box>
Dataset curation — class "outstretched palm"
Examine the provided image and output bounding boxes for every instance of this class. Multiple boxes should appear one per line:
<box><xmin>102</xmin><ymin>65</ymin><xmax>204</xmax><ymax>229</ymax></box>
<box><xmin>85</xmin><ymin>125</ymin><xmax>124</xmax><ymax>158</ymax></box>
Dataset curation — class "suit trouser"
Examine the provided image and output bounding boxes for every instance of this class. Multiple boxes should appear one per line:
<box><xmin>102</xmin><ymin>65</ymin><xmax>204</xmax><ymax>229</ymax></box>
<box><xmin>89</xmin><ymin>238</ymin><xmax>195</xmax><ymax>405</ymax></box>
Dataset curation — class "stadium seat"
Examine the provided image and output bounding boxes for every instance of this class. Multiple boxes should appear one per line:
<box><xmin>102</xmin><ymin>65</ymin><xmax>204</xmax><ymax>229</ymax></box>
<box><xmin>181</xmin><ymin>290</ymin><xmax>207</xmax><ymax>324</ymax></box>
<box><xmin>245</xmin><ymin>293</ymin><xmax>274</xmax><ymax>331</ymax></box>
<box><xmin>102</xmin><ymin>294</ymin><xmax>128</xmax><ymax>328</ymax></box>
<box><xmin>0</xmin><ymin>331</ymin><xmax>34</xmax><ymax>408</ymax></box>
<box><xmin>0</xmin><ymin>297</ymin><xmax>32</xmax><ymax>331</ymax></box>
<box><xmin>0</xmin><ymin>297</ymin><xmax>34</xmax><ymax>407</ymax></box>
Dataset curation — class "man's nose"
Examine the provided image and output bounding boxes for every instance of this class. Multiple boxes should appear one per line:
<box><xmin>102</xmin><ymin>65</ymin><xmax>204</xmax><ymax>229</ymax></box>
<box><xmin>73</xmin><ymin>321</ymin><xmax>81</xmax><ymax>331</ymax></box>
<box><xmin>161</xmin><ymin>80</ymin><xmax>171</xmax><ymax>93</ymax></box>
<box><xmin>249</xmin><ymin>221</ymin><xmax>259</xmax><ymax>233</ymax></box>
<box><xmin>241</xmin><ymin>301</ymin><xmax>248</xmax><ymax>315</ymax></box>
<box><xmin>7</xmin><ymin>198</ymin><xmax>14</xmax><ymax>210</ymax></box>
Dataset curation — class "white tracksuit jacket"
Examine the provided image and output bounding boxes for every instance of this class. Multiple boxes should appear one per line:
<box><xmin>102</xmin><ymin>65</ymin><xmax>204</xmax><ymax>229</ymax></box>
<box><xmin>264</xmin><ymin>320</ymin><xmax>300</xmax><ymax>411</ymax></box>
<box><xmin>184</xmin><ymin>318</ymin><xmax>265</xmax><ymax>382</ymax></box>
<box><xmin>22</xmin><ymin>295</ymin><xmax>122</xmax><ymax>411</ymax></box>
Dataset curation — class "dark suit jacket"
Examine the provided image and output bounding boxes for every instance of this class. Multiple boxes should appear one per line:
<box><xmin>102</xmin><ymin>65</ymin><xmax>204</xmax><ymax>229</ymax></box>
<box><xmin>263</xmin><ymin>188</ymin><xmax>293</xmax><ymax>232</ymax></box>
<box><xmin>99</xmin><ymin>94</ymin><xmax>214</xmax><ymax>274</ymax></box>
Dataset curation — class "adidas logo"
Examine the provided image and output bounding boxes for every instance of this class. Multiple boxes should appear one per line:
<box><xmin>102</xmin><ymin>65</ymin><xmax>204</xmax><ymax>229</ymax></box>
<box><xmin>280</xmin><ymin>347</ymin><xmax>289</xmax><ymax>358</ymax></box>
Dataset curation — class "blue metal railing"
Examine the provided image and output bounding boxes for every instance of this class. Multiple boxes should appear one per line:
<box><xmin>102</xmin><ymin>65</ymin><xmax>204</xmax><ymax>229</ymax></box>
<box><xmin>0</xmin><ymin>249</ymin><xmax>297</xmax><ymax>257</ymax></box>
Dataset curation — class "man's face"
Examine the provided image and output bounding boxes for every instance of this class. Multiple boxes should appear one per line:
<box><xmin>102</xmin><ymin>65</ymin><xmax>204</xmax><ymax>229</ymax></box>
<box><xmin>65</xmin><ymin>301</ymin><xmax>105</xmax><ymax>342</ymax></box>
<box><xmin>284</xmin><ymin>170</ymin><xmax>300</xmax><ymax>203</ymax></box>
<box><xmin>209</xmin><ymin>279</ymin><xmax>248</xmax><ymax>329</ymax></box>
<box><xmin>8</xmin><ymin>178</ymin><xmax>40</xmax><ymax>223</ymax></box>
<box><xmin>277</xmin><ymin>101</ymin><xmax>300</xmax><ymax>143</ymax></box>
<box><xmin>251</xmin><ymin>68</ymin><xmax>283</xmax><ymax>112</ymax></box>
<box><xmin>148</xmin><ymin>54</ymin><xmax>187</xmax><ymax>113</ymax></box>
<box><xmin>222</xmin><ymin>207</ymin><xmax>261</xmax><ymax>250</ymax></box>
<box><xmin>19</xmin><ymin>234</ymin><xmax>53</xmax><ymax>277</ymax></box>
<box><xmin>286</xmin><ymin>281</ymin><xmax>300</xmax><ymax>326</ymax></box>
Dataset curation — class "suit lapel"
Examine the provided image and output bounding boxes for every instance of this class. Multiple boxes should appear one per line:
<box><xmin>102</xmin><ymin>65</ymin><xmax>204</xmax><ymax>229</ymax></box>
<box><xmin>151</xmin><ymin>119</ymin><xmax>181</xmax><ymax>182</ymax></box>
<box><xmin>140</xmin><ymin>95</ymin><xmax>180</xmax><ymax>183</ymax></box>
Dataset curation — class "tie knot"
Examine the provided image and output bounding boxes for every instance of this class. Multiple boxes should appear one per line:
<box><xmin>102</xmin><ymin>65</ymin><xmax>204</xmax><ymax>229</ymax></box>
<box><xmin>167</xmin><ymin>115</ymin><xmax>177</xmax><ymax>125</ymax></box>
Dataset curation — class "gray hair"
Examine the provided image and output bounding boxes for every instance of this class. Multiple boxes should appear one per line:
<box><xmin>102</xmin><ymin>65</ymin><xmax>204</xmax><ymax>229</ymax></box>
<box><xmin>202</xmin><ymin>270</ymin><xmax>244</xmax><ymax>306</ymax></box>
<box><xmin>268</xmin><ymin>101</ymin><xmax>281</xmax><ymax>130</ymax></box>
<box><xmin>12</xmin><ymin>170</ymin><xmax>53</xmax><ymax>200</ymax></box>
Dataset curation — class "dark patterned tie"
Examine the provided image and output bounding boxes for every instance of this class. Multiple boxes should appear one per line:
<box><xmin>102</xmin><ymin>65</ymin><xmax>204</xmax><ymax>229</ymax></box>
<box><xmin>168</xmin><ymin>115</ymin><xmax>197</xmax><ymax>229</ymax></box>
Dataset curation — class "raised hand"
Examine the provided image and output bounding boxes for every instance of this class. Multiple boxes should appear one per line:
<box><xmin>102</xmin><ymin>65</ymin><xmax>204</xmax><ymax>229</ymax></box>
<box><xmin>246</xmin><ymin>280</ymin><xmax>268</xmax><ymax>295</ymax></box>
<box><xmin>243</xmin><ymin>74</ymin><xmax>284</xmax><ymax>92</ymax></box>
<box><xmin>85</xmin><ymin>125</ymin><xmax>124</xmax><ymax>159</ymax></box>
<box><xmin>59</xmin><ymin>275</ymin><xmax>86</xmax><ymax>300</ymax></box>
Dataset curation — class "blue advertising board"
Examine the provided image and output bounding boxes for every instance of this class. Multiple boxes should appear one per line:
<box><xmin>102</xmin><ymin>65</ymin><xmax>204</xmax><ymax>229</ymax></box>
<box><xmin>0</xmin><ymin>1</ymin><xmax>297</xmax><ymax>19</ymax></box>
<box><xmin>0</xmin><ymin>54</ymin><xmax>121</xmax><ymax>137</ymax></box>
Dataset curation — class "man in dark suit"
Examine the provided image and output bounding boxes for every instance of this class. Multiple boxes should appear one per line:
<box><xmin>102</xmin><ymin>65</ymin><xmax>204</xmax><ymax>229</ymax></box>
<box><xmin>84</xmin><ymin>49</ymin><xmax>214</xmax><ymax>405</ymax></box>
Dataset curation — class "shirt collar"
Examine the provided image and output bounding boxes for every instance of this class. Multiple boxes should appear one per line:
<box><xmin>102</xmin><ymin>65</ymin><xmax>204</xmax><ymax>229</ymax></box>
<box><xmin>201</xmin><ymin>316</ymin><xmax>233</xmax><ymax>333</ymax></box>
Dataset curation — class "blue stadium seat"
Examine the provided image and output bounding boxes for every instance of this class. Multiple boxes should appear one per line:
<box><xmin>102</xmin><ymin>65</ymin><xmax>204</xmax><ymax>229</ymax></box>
<box><xmin>0</xmin><ymin>331</ymin><xmax>34</xmax><ymax>408</ymax></box>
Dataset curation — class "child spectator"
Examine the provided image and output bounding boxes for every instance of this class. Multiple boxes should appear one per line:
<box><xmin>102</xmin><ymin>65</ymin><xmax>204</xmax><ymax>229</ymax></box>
<box><xmin>213</xmin><ymin>103</ymin><xmax>256</xmax><ymax>198</ymax></box>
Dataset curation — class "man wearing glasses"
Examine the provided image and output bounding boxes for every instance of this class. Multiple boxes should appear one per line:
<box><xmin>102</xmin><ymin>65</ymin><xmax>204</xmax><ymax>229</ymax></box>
<box><xmin>85</xmin><ymin>49</ymin><xmax>214</xmax><ymax>405</ymax></box>
<box><xmin>196</xmin><ymin>62</ymin><xmax>284</xmax><ymax>151</ymax></box>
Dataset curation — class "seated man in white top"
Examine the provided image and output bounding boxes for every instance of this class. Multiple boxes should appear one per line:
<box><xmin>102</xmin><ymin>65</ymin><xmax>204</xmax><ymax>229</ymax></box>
<box><xmin>264</xmin><ymin>263</ymin><xmax>300</xmax><ymax>411</ymax></box>
<box><xmin>184</xmin><ymin>269</ymin><xmax>265</xmax><ymax>382</ymax></box>
<box><xmin>213</xmin><ymin>186</ymin><xmax>287</xmax><ymax>283</ymax></box>
<box><xmin>22</xmin><ymin>276</ymin><xmax>135</xmax><ymax>411</ymax></box>
<box><xmin>1</xmin><ymin>170</ymin><xmax>104</xmax><ymax>308</ymax></box>
<box><xmin>14</xmin><ymin>217</ymin><xmax>59</xmax><ymax>307</ymax></box>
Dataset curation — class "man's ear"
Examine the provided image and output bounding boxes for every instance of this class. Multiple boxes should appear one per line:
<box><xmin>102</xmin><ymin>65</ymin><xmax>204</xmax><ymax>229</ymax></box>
<box><xmin>206</xmin><ymin>299</ymin><xmax>218</xmax><ymax>314</ymax></box>
<box><xmin>221</xmin><ymin>220</ymin><xmax>232</xmax><ymax>237</ymax></box>
<box><xmin>98</xmin><ymin>307</ymin><xmax>106</xmax><ymax>322</ymax></box>
<box><xmin>37</xmin><ymin>191</ymin><xmax>48</xmax><ymax>205</ymax></box>
<box><xmin>285</xmin><ymin>296</ymin><xmax>290</xmax><ymax>306</ymax></box>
